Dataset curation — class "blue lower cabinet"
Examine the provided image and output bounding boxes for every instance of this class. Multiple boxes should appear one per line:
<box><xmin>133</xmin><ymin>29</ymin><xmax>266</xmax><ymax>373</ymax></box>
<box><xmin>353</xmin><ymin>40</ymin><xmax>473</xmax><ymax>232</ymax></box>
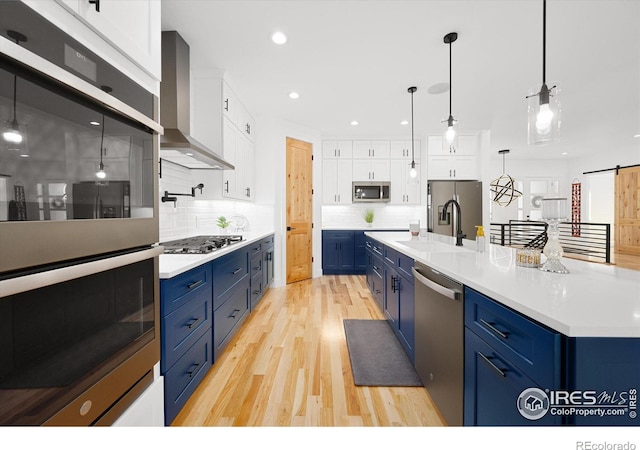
<box><xmin>322</xmin><ymin>230</ymin><xmax>355</xmax><ymax>274</ymax></box>
<box><xmin>464</xmin><ymin>329</ymin><xmax>561</xmax><ymax>426</ymax></box>
<box><xmin>213</xmin><ymin>275</ymin><xmax>250</xmax><ymax>361</ymax></box>
<box><xmin>164</xmin><ymin>331</ymin><xmax>212</xmax><ymax>425</ymax></box>
<box><xmin>564</xmin><ymin>337</ymin><xmax>640</xmax><ymax>426</ymax></box>
<box><xmin>160</xmin><ymin>264</ymin><xmax>214</xmax><ymax>425</ymax></box>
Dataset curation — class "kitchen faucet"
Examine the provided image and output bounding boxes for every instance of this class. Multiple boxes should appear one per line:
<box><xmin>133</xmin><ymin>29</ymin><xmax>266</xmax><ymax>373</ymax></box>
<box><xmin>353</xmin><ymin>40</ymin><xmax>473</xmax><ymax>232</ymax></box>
<box><xmin>441</xmin><ymin>199</ymin><xmax>465</xmax><ymax>246</ymax></box>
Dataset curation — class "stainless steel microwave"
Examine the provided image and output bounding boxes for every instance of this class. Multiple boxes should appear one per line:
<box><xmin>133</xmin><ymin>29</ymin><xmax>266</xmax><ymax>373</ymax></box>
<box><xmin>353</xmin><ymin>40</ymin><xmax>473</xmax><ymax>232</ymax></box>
<box><xmin>353</xmin><ymin>181</ymin><xmax>391</xmax><ymax>202</ymax></box>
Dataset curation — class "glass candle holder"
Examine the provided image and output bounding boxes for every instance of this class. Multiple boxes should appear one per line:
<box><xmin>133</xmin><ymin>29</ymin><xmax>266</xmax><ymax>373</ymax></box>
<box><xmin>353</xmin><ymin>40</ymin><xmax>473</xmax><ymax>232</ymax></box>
<box><xmin>540</xmin><ymin>198</ymin><xmax>569</xmax><ymax>274</ymax></box>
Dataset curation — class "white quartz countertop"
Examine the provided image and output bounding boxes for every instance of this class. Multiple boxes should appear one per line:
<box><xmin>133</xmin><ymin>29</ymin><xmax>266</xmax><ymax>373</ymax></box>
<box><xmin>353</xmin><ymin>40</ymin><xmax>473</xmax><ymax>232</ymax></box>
<box><xmin>366</xmin><ymin>231</ymin><xmax>640</xmax><ymax>338</ymax></box>
<box><xmin>159</xmin><ymin>231</ymin><xmax>274</xmax><ymax>279</ymax></box>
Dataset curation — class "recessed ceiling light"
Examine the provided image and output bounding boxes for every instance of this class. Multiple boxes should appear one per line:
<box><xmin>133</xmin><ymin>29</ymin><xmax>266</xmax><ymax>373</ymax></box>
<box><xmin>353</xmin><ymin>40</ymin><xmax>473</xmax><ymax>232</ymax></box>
<box><xmin>90</xmin><ymin>121</ymin><xmax>100</xmax><ymax>126</ymax></box>
<box><xmin>400</xmin><ymin>120</ymin><xmax>409</xmax><ymax>125</ymax></box>
<box><xmin>289</xmin><ymin>91</ymin><xmax>300</xmax><ymax>99</ymax></box>
<box><xmin>271</xmin><ymin>31</ymin><xmax>287</xmax><ymax>44</ymax></box>
<box><xmin>350</xmin><ymin>121</ymin><xmax>359</xmax><ymax>126</ymax></box>
<box><xmin>427</xmin><ymin>82</ymin><xmax>450</xmax><ymax>95</ymax></box>
<box><xmin>562</xmin><ymin>152</ymin><xmax>568</xmax><ymax>155</ymax></box>
<box><xmin>634</xmin><ymin>133</ymin><xmax>640</xmax><ymax>138</ymax></box>
<box><xmin>185</xmin><ymin>152</ymin><xmax>194</xmax><ymax>157</ymax></box>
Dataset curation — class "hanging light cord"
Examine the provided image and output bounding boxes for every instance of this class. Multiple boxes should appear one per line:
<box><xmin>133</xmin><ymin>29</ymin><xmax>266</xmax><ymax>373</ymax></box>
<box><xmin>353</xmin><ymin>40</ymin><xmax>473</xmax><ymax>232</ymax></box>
<box><xmin>542</xmin><ymin>0</ymin><xmax>546</xmax><ymax>84</ymax></box>
<box><xmin>448</xmin><ymin>39</ymin><xmax>453</xmax><ymax>116</ymax></box>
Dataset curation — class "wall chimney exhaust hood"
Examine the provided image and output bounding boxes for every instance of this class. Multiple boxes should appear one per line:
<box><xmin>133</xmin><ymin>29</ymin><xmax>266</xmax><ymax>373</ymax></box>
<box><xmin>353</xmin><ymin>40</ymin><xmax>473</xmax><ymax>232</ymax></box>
<box><xmin>160</xmin><ymin>31</ymin><xmax>234</xmax><ymax>170</ymax></box>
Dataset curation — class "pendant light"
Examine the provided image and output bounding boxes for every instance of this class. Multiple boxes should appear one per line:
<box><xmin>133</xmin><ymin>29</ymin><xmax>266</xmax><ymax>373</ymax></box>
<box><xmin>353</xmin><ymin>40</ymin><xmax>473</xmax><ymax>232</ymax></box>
<box><xmin>96</xmin><ymin>113</ymin><xmax>107</xmax><ymax>179</ymax></box>
<box><xmin>2</xmin><ymin>30</ymin><xmax>29</xmax><ymax>156</ymax></box>
<box><xmin>408</xmin><ymin>86</ymin><xmax>418</xmax><ymax>178</ymax></box>
<box><xmin>490</xmin><ymin>149</ymin><xmax>522</xmax><ymax>206</ymax></box>
<box><xmin>526</xmin><ymin>0</ymin><xmax>561</xmax><ymax>145</ymax></box>
<box><xmin>442</xmin><ymin>32</ymin><xmax>458</xmax><ymax>152</ymax></box>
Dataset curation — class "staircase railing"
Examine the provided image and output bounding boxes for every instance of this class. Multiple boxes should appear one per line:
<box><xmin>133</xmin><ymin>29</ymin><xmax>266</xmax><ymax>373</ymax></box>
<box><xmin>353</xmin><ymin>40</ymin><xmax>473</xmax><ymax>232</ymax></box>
<box><xmin>490</xmin><ymin>220</ymin><xmax>611</xmax><ymax>263</ymax></box>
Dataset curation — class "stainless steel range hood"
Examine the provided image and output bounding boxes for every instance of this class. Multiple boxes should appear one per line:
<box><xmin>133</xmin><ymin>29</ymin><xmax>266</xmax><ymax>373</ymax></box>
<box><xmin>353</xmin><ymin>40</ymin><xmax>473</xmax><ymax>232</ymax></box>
<box><xmin>160</xmin><ymin>31</ymin><xmax>234</xmax><ymax>170</ymax></box>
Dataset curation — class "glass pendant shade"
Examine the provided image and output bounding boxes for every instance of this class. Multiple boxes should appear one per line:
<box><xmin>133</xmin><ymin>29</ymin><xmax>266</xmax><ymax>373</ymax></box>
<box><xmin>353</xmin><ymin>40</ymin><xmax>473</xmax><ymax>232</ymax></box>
<box><xmin>443</xmin><ymin>114</ymin><xmax>458</xmax><ymax>151</ymax></box>
<box><xmin>528</xmin><ymin>82</ymin><xmax>561</xmax><ymax>145</ymax></box>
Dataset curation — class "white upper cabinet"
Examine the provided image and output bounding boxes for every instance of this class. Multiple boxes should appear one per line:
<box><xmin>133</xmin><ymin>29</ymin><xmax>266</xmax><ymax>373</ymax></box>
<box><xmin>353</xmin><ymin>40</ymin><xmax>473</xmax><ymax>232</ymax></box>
<box><xmin>322</xmin><ymin>159</ymin><xmax>353</xmax><ymax>204</ymax></box>
<box><xmin>427</xmin><ymin>134</ymin><xmax>479</xmax><ymax>180</ymax></box>
<box><xmin>352</xmin><ymin>140</ymin><xmax>390</xmax><ymax>159</ymax></box>
<box><xmin>322</xmin><ymin>141</ymin><xmax>353</xmax><ymax>159</ymax></box>
<box><xmin>53</xmin><ymin>0</ymin><xmax>161</xmax><ymax>80</ymax></box>
<box><xmin>193</xmin><ymin>73</ymin><xmax>255</xmax><ymax>201</ymax></box>
<box><xmin>352</xmin><ymin>159</ymin><xmax>390</xmax><ymax>181</ymax></box>
<box><xmin>390</xmin><ymin>140</ymin><xmax>421</xmax><ymax>160</ymax></box>
<box><xmin>390</xmin><ymin>159</ymin><xmax>421</xmax><ymax>204</ymax></box>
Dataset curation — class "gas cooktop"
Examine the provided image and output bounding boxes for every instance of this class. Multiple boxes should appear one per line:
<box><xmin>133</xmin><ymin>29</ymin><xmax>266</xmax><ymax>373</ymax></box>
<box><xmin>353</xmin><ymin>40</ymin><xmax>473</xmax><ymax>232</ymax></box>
<box><xmin>160</xmin><ymin>235</ymin><xmax>244</xmax><ymax>254</ymax></box>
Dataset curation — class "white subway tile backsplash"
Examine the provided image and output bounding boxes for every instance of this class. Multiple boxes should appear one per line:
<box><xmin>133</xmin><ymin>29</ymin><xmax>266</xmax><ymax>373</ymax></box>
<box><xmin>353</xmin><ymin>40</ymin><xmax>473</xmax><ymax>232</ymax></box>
<box><xmin>159</xmin><ymin>161</ymin><xmax>274</xmax><ymax>241</ymax></box>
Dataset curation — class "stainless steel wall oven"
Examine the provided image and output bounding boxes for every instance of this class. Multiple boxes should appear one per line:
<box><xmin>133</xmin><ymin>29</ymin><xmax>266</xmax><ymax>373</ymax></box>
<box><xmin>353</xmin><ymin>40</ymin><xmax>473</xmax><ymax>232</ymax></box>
<box><xmin>0</xmin><ymin>1</ymin><xmax>163</xmax><ymax>425</ymax></box>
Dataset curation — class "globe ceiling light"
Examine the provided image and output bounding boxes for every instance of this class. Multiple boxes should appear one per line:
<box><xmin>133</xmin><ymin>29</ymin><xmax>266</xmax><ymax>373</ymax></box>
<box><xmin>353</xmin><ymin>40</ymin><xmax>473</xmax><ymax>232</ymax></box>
<box><xmin>490</xmin><ymin>149</ymin><xmax>522</xmax><ymax>207</ymax></box>
<box><xmin>526</xmin><ymin>0</ymin><xmax>561</xmax><ymax>145</ymax></box>
<box><xmin>442</xmin><ymin>32</ymin><xmax>458</xmax><ymax>152</ymax></box>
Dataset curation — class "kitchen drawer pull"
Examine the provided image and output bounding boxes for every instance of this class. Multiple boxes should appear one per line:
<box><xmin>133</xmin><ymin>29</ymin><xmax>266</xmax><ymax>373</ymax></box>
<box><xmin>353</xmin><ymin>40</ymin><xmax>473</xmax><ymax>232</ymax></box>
<box><xmin>478</xmin><ymin>352</ymin><xmax>507</xmax><ymax>378</ymax></box>
<box><xmin>224</xmin><ymin>98</ymin><xmax>229</xmax><ymax>111</ymax></box>
<box><xmin>187</xmin><ymin>279</ymin><xmax>204</xmax><ymax>290</ymax></box>
<box><xmin>186</xmin><ymin>363</ymin><xmax>200</xmax><ymax>378</ymax></box>
<box><xmin>88</xmin><ymin>0</ymin><xmax>100</xmax><ymax>12</ymax></box>
<box><xmin>185</xmin><ymin>317</ymin><xmax>202</xmax><ymax>329</ymax></box>
<box><xmin>232</xmin><ymin>268</ymin><xmax>242</xmax><ymax>275</ymax></box>
<box><xmin>391</xmin><ymin>275</ymin><xmax>398</xmax><ymax>293</ymax></box>
<box><xmin>229</xmin><ymin>308</ymin><xmax>241</xmax><ymax>319</ymax></box>
<box><xmin>480</xmin><ymin>319</ymin><xmax>509</xmax><ymax>339</ymax></box>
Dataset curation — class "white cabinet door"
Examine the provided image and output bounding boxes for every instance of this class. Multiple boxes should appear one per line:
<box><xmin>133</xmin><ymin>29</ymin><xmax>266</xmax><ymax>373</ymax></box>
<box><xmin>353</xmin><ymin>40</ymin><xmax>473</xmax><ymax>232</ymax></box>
<box><xmin>352</xmin><ymin>140</ymin><xmax>390</xmax><ymax>159</ymax></box>
<box><xmin>222</xmin><ymin>81</ymin><xmax>239</xmax><ymax>126</ymax></box>
<box><xmin>55</xmin><ymin>0</ymin><xmax>161</xmax><ymax>80</ymax></box>
<box><xmin>322</xmin><ymin>141</ymin><xmax>352</xmax><ymax>159</ymax></box>
<box><xmin>244</xmin><ymin>140</ymin><xmax>254</xmax><ymax>200</ymax></box>
<box><xmin>222</xmin><ymin>119</ymin><xmax>237</xmax><ymax>199</ymax></box>
<box><xmin>323</xmin><ymin>158</ymin><xmax>352</xmax><ymax>204</ymax></box>
<box><xmin>390</xmin><ymin>160</ymin><xmax>421</xmax><ymax>204</ymax></box>
<box><xmin>427</xmin><ymin>135</ymin><xmax>449</xmax><ymax>156</ymax></box>
<box><xmin>352</xmin><ymin>159</ymin><xmax>389</xmax><ymax>181</ymax></box>
<box><xmin>390</xmin><ymin>140</ymin><xmax>421</xmax><ymax>160</ymax></box>
<box><xmin>427</xmin><ymin>155</ymin><xmax>479</xmax><ymax>180</ymax></box>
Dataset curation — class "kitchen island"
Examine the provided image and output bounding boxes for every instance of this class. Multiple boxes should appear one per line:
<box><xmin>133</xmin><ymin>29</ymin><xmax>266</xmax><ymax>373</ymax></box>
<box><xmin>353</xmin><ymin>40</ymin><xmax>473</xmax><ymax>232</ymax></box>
<box><xmin>365</xmin><ymin>231</ymin><xmax>640</xmax><ymax>426</ymax></box>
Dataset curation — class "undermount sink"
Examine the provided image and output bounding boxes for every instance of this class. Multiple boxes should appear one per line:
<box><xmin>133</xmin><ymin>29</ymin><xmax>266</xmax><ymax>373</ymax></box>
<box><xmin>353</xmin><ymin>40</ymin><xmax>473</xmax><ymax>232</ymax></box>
<box><xmin>395</xmin><ymin>240</ymin><xmax>470</xmax><ymax>253</ymax></box>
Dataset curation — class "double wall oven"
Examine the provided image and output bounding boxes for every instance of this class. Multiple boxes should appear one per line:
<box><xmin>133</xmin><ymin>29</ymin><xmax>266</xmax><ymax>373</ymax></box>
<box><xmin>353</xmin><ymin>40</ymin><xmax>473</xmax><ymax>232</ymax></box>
<box><xmin>0</xmin><ymin>2</ymin><xmax>163</xmax><ymax>425</ymax></box>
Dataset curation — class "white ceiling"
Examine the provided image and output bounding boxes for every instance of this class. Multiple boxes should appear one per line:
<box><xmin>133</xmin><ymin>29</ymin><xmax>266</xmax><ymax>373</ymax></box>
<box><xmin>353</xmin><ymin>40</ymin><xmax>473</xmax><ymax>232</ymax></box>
<box><xmin>160</xmin><ymin>0</ymin><xmax>640</xmax><ymax>161</ymax></box>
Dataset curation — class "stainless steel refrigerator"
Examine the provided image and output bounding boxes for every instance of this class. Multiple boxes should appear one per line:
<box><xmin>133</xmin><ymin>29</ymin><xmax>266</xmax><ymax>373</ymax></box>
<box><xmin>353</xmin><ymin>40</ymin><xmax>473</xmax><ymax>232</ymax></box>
<box><xmin>427</xmin><ymin>180</ymin><xmax>483</xmax><ymax>241</ymax></box>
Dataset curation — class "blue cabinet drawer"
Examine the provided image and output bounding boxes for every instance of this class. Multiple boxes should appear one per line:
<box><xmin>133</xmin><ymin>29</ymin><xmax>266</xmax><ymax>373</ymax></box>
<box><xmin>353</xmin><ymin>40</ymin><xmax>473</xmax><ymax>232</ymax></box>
<box><xmin>214</xmin><ymin>277</ymin><xmax>249</xmax><ymax>360</ymax></box>
<box><xmin>213</xmin><ymin>249</ymin><xmax>248</xmax><ymax>308</ymax></box>
<box><xmin>464</xmin><ymin>287</ymin><xmax>561</xmax><ymax>388</ymax></box>
<box><xmin>161</xmin><ymin>264</ymin><xmax>212</xmax><ymax>316</ymax></box>
<box><xmin>383</xmin><ymin>245</ymin><xmax>397</xmax><ymax>266</ymax></box>
<box><xmin>370</xmin><ymin>239</ymin><xmax>383</xmax><ymax>257</ymax></box>
<box><xmin>248</xmin><ymin>241</ymin><xmax>262</xmax><ymax>258</ymax></box>
<box><xmin>464</xmin><ymin>328</ymin><xmax>561</xmax><ymax>426</ymax></box>
<box><xmin>396</xmin><ymin>252</ymin><xmax>414</xmax><ymax>280</ymax></box>
<box><xmin>161</xmin><ymin>291</ymin><xmax>211</xmax><ymax>373</ymax></box>
<box><xmin>250</xmin><ymin>253</ymin><xmax>262</xmax><ymax>279</ymax></box>
<box><xmin>164</xmin><ymin>331</ymin><xmax>212</xmax><ymax>425</ymax></box>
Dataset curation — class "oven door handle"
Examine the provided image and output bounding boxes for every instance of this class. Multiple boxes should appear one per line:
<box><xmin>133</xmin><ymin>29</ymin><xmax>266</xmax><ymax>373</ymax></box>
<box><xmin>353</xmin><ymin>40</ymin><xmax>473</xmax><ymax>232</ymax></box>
<box><xmin>0</xmin><ymin>246</ymin><xmax>164</xmax><ymax>298</ymax></box>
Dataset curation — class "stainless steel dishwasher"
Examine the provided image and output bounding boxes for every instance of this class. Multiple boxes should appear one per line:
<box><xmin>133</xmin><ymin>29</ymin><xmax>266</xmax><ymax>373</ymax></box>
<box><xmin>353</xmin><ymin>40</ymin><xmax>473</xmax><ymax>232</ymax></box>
<box><xmin>412</xmin><ymin>261</ymin><xmax>464</xmax><ymax>426</ymax></box>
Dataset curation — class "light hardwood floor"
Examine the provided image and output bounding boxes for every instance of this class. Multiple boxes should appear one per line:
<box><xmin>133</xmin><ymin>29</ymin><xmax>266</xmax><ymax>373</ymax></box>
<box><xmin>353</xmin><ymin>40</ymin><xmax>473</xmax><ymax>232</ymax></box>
<box><xmin>171</xmin><ymin>275</ymin><xmax>445</xmax><ymax>427</ymax></box>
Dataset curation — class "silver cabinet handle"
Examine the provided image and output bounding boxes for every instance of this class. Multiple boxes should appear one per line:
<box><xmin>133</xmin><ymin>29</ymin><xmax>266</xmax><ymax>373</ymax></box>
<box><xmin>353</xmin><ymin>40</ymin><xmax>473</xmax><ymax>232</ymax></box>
<box><xmin>411</xmin><ymin>267</ymin><xmax>461</xmax><ymax>300</ymax></box>
<box><xmin>480</xmin><ymin>319</ymin><xmax>509</xmax><ymax>339</ymax></box>
<box><xmin>478</xmin><ymin>352</ymin><xmax>507</xmax><ymax>377</ymax></box>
